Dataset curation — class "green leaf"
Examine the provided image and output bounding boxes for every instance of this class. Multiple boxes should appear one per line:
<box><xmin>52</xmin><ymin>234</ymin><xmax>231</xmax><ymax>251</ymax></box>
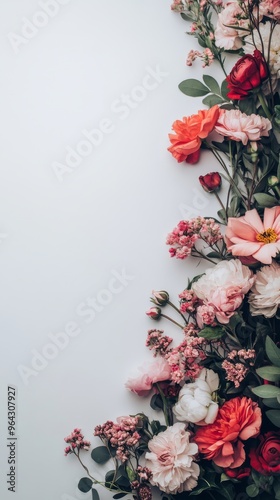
<box><xmin>256</xmin><ymin>365</ymin><xmax>280</xmax><ymax>382</ymax></box>
<box><xmin>91</xmin><ymin>446</ymin><xmax>110</xmax><ymax>464</ymax></box>
<box><xmin>246</xmin><ymin>484</ymin><xmax>259</xmax><ymax>498</ymax></box>
<box><xmin>78</xmin><ymin>478</ymin><xmax>93</xmax><ymax>493</ymax></box>
<box><xmin>266</xmin><ymin>409</ymin><xmax>280</xmax><ymax>427</ymax></box>
<box><xmin>253</xmin><ymin>193</ymin><xmax>277</xmax><ymax>207</ymax></box>
<box><xmin>252</xmin><ymin>385</ymin><xmax>280</xmax><ymax>398</ymax></box>
<box><xmin>150</xmin><ymin>393</ymin><xmax>163</xmax><ymax>411</ymax></box>
<box><xmin>113</xmin><ymin>494</ymin><xmax>127</xmax><ymax>499</ymax></box>
<box><xmin>202</xmin><ymin>94</ymin><xmax>226</xmax><ymax>107</ymax></box>
<box><xmin>179</xmin><ymin>79</ymin><xmax>210</xmax><ymax>97</ymax></box>
<box><xmin>92</xmin><ymin>489</ymin><xmax>100</xmax><ymax>500</ymax></box>
<box><xmin>274</xmin><ymin>478</ymin><xmax>280</xmax><ymax>500</ymax></box>
<box><xmin>266</xmin><ymin>336</ymin><xmax>280</xmax><ymax>367</ymax></box>
<box><xmin>221</xmin><ymin>79</ymin><xmax>230</xmax><ymax>100</ymax></box>
<box><xmin>105</xmin><ymin>470</ymin><xmax>118</xmax><ymax>490</ymax></box>
<box><xmin>203</xmin><ymin>75</ymin><xmax>220</xmax><ymax>95</ymax></box>
<box><xmin>263</xmin><ymin>397</ymin><xmax>280</xmax><ymax>408</ymax></box>
<box><xmin>239</xmin><ymin>97</ymin><xmax>256</xmax><ymax>115</ymax></box>
<box><xmin>207</xmin><ymin>251</ymin><xmax>223</xmax><ymax>259</ymax></box>
<box><xmin>198</xmin><ymin>326</ymin><xmax>225</xmax><ymax>340</ymax></box>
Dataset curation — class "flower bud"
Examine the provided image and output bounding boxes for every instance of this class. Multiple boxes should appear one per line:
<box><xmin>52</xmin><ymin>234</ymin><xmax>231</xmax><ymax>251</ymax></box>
<box><xmin>199</xmin><ymin>172</ymin><xmax>221</xmax><ymax>193</ymax></box>
<box><xmin>151</xmin><ymin>290</ymin><xmax>169</xmax><ymax>306</ymax></box>
<box><xmin>146</xmin><ymin>307</ymin><xmax>161</xmax><ymax>320</ymax></box>
<box><xmin>268</xmin><ymin>176</ymin><xmax>280</xmax><ymax>188</ymax></box>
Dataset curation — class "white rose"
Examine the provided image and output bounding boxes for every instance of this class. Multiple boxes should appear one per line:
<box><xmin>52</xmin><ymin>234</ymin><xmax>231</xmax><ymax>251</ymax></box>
<box><xmin>173</xmin><ymin>368</ymin><xmax>219</xmax><ymax>426</ymax></box>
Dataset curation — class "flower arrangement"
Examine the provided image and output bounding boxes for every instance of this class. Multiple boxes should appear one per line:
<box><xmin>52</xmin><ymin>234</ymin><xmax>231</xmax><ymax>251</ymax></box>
<box><xmin>64</xmin><ymin>1</ymin><xmax>280</xmax><ymax>499</ymax></box>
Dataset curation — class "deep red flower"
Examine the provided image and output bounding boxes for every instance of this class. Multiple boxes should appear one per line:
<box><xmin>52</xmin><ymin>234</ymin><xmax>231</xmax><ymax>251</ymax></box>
<box><xmin>225</xmin><ymin>466</ymin><xmax>251</xmax><ymax>480</ymax></box>
<box><xmin>199</xmin><ymin>172</ymin><xmax>221</xmax><ymax>192</ymax></box>
<box><xmin>249</xmin><ymin>431</ymin><xmax>280</xmax><ymax>475</ymax></box>
<box><xmin>226</xmin><ymin>50</ymin><xmax>268</xmax><ymax>100</ymax></box>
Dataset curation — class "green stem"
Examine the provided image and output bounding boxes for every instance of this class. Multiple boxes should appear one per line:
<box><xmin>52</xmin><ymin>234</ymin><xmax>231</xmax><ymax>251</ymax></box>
<box><xmin>168</xmin><ymin>300</ymin><xmax>188</xmax><ymax>325</ymax></box>
<box><xmin>257</xmin><ymin>91</ymin><xmax>272</xmax><ymax>120</ymax></box>
<box><xmin>156</xmin><ymin>383</ymin><xmax>173</xmax><ymax>426</ymax></box>
<box><xmin>213</xmin><ymin>190</ymin><xmax>227</xmax><ymax>220</ymax></box>
<box><xmin>161</xmin><ymin>314</ymin><xmax>185</xmax><ymax>329</ymax></box>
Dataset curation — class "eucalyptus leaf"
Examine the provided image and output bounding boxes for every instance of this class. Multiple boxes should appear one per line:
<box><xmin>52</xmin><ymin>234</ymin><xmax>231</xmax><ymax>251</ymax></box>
<box><xmin>266</xmin><ymin>336</ymin><xmax>280</xmax><ymax>367</ymax></box>
<box><xmin>78</xmin><ymin>478</ymin><xmax>93</xmax><ymax>493</ymax></box>
<box><xmin>252</xmin><ymin>385</ymin><xmax>280</xmax><ymax>398</ymax></box>
<box><xmin>113</xmin><ymin>494</ymin><xmax>127</xmax><ymax>499</ymax></box>
<box><xmin>203</xmin><ymin>75</ymin><xmax>220</xmax><ymax>95</ymax></box>
<box><xmin>263</xmin><ymin>397</ymin><xmax>280</xmax><ymax>408</ymax></box>
<box><xmin>92</xmin><ymin>489</ymin><xmax>100</xmax><ymax>500</ymax></box>
<box><xmin>256</xmin><ymin>365</ymin><xmax>280</xmax><ymax>382</ymax></box>
<box><xmin>179</xmin><ymin>79</ymin><xmax>210</xmax><ymax>97</ymax></box>
<box><xmin>266</xmin><ymin>409</ymin><xmax>280</xmax><ymax>427</ymax></box>
<box><xmin>254</xmin><ymin>193</ymin><xmax>277</xmax><ymax>207</ymax></box>
<box><xmin>202</xmin><ymin>94</ymin><xmax>226</xmax><ymax>107</ymax></box>
<box><xmin>221</xmin><ymin>79</ymin><xmax>230</xmax><ymax>100</ymax></box>
<box><xmin>246</xmin><ymin>484</ymin><xmax>259</xmax><ymax>498</ymax></box>
<box><xmin>91</xmin><ymin>446</ymin><xmax>110</xmax><ymax>464</ymax></box>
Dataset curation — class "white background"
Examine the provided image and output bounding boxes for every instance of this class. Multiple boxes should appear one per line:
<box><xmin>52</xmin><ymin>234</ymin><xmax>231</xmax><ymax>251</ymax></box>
<box><xmin>0</xmin><ymin>1</ymin><xmax>224</xmax><ymax>499</ymax></box>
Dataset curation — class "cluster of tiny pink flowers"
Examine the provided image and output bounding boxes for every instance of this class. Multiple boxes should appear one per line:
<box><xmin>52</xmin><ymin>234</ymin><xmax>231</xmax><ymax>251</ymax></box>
<box><xmin>64</xmin><ymin>428</ymin><xmax>91</xmax><ymax>456</ymax></box>
<box><xmin>227</xmin><ymin>349</ymin><xmax>256</xmax><ymax>365</ymax></box>
<box><xmin>137</xmin><ymin>466</ymin><xmax>153</xmax><ymax>482</ymax></box>
<box><xmin>94</xmin><ymin>416</ymin><xmax>140</xmax><ymax>462</ymax></box>
<box><xmin>165</xmin><ymin>336</ymin><xmax>206</xmax><ymax>383</ymax></box>
<box><xmin>166</xmin><ymin>217</ymin><xmax>223</xmax><ymax>260</ymax></box>
<box><xmin>183</xmin><ymin>322</ymin><xmax>200</xmax><ymax>337</ymax></box>
<box><xmin>137</xmin><ymin>484</ymin><xmax>153</xmax><ymax>500</ymax></box>
<box><xmin>222</xmin><ymin>360</ymin><xmax>249</xmax><ymax>388</ymax></box>
<box><xmin>179</xmin><ymin>289</ymin><xmax>199</xmax><ymax>313</ymax></box>
<box><xmin>186</xmin><ymin>48</ymin><xmax>214</xmax><ymax>67</ymax></box>
<box><xmin>145</xmin><ymin>329</ymin><xmax>173</xmax><ymax>356</ymax></box>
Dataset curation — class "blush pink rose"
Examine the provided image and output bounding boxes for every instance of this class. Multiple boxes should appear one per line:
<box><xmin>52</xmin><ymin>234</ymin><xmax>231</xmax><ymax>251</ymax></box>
<box><xmin>194</xmin><ymin>397</ymin><xmax>262</xmax><ymax>468</ymax></box>
<box><xmin>226</xmin><ymin>207</ymin><xmax>280</xmax><ymax>264</ymax></box>
<box><xmin>125</xmin><ymin>358</ymin><xmax>171</xmax><ymax>396</ymax></box>
<box><xmin>214</xmin><ymin>109</ymin><xmax>271</xmax><ymax>145</ymax></box>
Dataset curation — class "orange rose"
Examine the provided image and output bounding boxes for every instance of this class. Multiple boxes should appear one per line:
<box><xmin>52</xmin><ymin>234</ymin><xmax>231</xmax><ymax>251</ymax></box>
<box><xmin>167</xmin><ymin>105</ymin><xmax>219</xmax><ymax>163</ymax></box>
<box><xmin>194</xmin><ymin>397</ymin><xmax>261</xmax><ymax>468</ymax></box>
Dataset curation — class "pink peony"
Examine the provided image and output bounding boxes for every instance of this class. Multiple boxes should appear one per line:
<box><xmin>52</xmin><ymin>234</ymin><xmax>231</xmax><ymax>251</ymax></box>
<box><xmin>226</xmin><ymin>207</ymin><xmax>280</xmax><ymax>264</ymax></box>
<box><xmin>214</xmin><ymin>109</ymin><xmax>271</xmax><ymax>145</ymax></box>
<box><xmin>215</xmin><ymin>1</ymin><xmax>250</xmax><ymax>50</ymax></box>
<box><xmin>145</xmin><ymin>423</ymin><xmax>199</xmax><ymax>494</ymax></box>
<box><xmin>192</xmin><ymin>259</ymin><xmax>254</xmax><ymax>325</ymax></box>
<box><xmin>125</xmin><ymin>358</ymin><xmax>171</xmax><ymax>396</ymax></box>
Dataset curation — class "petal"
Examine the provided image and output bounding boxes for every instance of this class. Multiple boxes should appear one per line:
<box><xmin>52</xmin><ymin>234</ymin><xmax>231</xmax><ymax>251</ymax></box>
<box><xmin>243</xmin><ymin>209</ymin><xmax>264</xmax><ymax>233</ymax></box>
<box><xmin>230</xmin><ymin>242</ymin><xmax>261</xmax><ymax>256</ymax></box>
<box><xmin>265</xmin><ymin>206</ymin><xmax>280</xmax><ymax>228</ymax></box>
<box><xmin>227</xmin><ymin>217</ymin><xmax>258</xmax><ymax>241</ymax></box>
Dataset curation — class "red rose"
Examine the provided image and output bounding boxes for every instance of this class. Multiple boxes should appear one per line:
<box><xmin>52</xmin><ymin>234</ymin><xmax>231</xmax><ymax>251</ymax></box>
<box><xmin>225</xmin><ymin>466</ymin><xmax>251</xmax><ymax>480</ymax></box>
<box><xmin>226</xmin><ymin>50</ymin><xmax>268</xmax><ymax>100</ymax></box>
<box><xmin>249</xmin><ymin>431</ymin><xmax>280</xmax><ymax>475</ymax></box>
<box><xmin>199</xmin><ymin>172</ymin><xmax>221</xmax><ymax>192</ymax></box>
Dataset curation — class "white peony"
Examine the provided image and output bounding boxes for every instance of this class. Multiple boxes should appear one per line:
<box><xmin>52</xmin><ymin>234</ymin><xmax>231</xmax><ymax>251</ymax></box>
<box><xmin>249</xmin><ymin>262</ymin><xmax>280</xmax><ymax>318</ymax></box>
<box><xmin>173</xmin><ymin>368</ymin><xmax>219</xmax><ymax>425</ymax></box>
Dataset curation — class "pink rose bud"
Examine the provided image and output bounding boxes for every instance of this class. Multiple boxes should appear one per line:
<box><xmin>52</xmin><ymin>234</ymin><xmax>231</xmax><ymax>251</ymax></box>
<box><xmin>199</xmin><ymin>172</ymin><xmax>221</xmax><ymax>193</ymax></box>
<box><xmin>146</xmin><ymin>307</ymin><xmax>161</xmax><ymax>319</ymax></box>
<box><xmin>151</xmin><ymin>290</ymin><xmax>169</xmax><ymax>306</ymax></box>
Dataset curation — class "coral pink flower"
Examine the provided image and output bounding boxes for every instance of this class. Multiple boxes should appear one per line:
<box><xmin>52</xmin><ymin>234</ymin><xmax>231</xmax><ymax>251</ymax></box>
<box><xmin>125</xmin><ymin>358</ymin><xmax>171</xmax><ymax>396</ymax></box>
<box><xmin>226</xmin><ymin>207</ymin><xmax>280</xmax><ymax>264</ymax></box>
<box><xmin>194</xmin><ymin>397</ymin><xmax>261</xmax><ymax>468</ymax></box>
<box><xmin>168</xmin><ymin>106</ymin><xmax>219</xmax><ymax>163</ymax></box>
<box><xmin>214</xmin><ymin>109</ymin><xmax>271</xmax><ymax>145</ymax></box>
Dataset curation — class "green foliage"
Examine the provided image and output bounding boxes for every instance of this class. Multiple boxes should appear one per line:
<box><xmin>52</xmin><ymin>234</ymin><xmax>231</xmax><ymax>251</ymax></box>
<box><xmin>91</xmin><ymin>446</ymin><xmax>111</xmax><ymax>464</ymax></box>
<box><xmin>266</xmin><ymin>337</ymin><xmax>280</xmax><ymax>367</ymax></box>
<box><xmin>179</xmin><ymin>79</ymin><xmax>210</xmax><ymax>97</ymax></box>
<box><xmin>92</xmin><ymin>489</ymin><xmax>100</xmax><ymax>500</ymax></box>
<box><xmin>252</xmin><ymin>385</ymin><xmax>280</xmax><ymax>398</ymax></box>
<box><xmin>198</xmin><ymin>326</ymin><xmax>225</xmax><ymax>340</ymax></box>
<box><xmin>78</xmin><ymin>477</ymin><xmax>93</xmax><ymax>493</ymax></box>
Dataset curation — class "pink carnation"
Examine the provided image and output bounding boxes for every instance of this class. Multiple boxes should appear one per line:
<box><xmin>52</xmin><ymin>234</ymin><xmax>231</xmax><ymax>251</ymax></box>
<box><xmin>125</xmin><ymin>358</ymin><xmax>171</xmax><ymax>396</ymax></box>
<box><xmin>226</xmin><ymin>207</ymin><xmax>280</xmax><ymax>264</ymax></box>
<box><xmin>214</xmin><ymin>109</ymin><xmax>272</xmax><ymax>145</ymax></box>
